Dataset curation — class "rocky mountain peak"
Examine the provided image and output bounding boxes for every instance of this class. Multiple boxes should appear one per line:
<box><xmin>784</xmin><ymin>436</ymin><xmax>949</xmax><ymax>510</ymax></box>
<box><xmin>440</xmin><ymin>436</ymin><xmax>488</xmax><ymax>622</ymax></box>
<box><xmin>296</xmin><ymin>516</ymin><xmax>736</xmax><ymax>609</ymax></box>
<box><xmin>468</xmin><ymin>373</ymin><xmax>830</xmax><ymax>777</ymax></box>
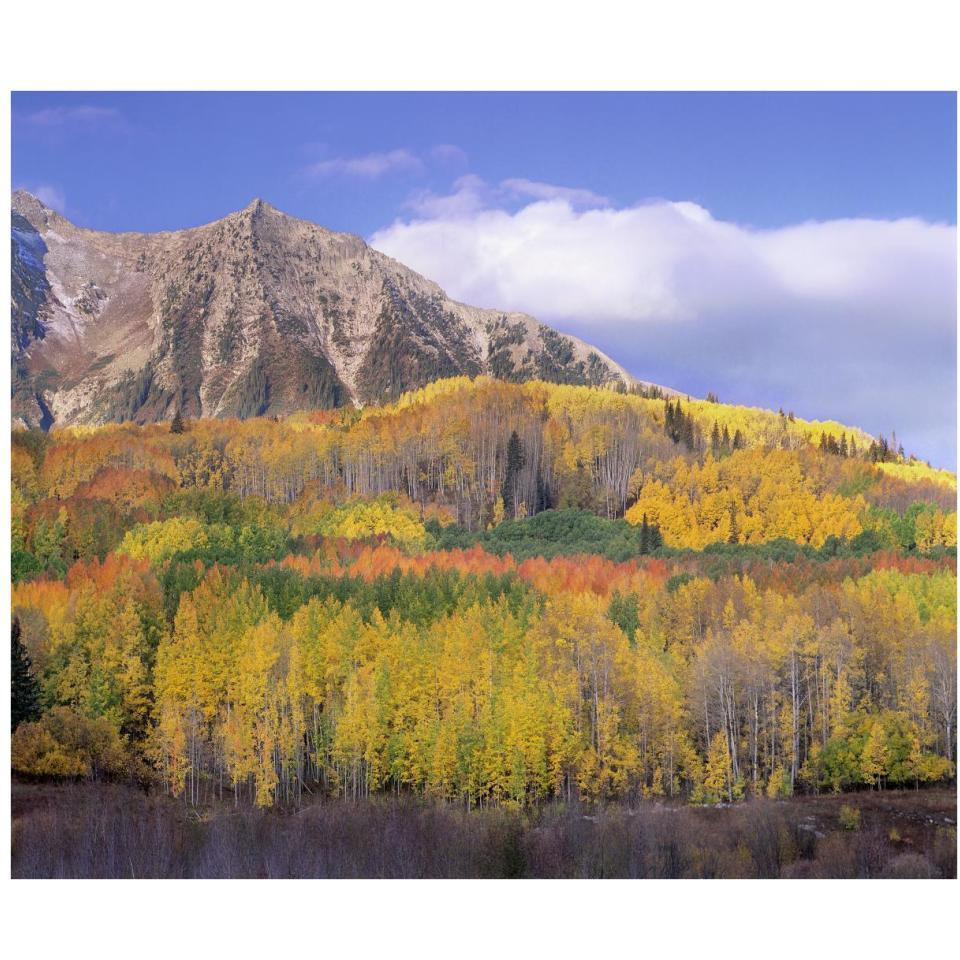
<box><xmin>12</xmin><ymin>190</ymin><xmax>66</xmax><ymax>231</ymax></box>
<box><xmin>11</xmin><ymin>194</ymin><xmax>646</xmax><ymax>430</ymax></box>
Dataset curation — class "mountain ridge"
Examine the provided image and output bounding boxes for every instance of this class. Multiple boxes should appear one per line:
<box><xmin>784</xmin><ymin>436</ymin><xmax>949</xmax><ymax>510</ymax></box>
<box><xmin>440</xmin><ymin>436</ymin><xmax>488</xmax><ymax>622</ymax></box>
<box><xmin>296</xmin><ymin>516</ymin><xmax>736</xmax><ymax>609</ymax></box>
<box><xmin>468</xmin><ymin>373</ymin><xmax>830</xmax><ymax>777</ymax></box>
<box><xmin>11</xmin><ymin>192</ymin><xmax>658</xmax><ymax>430</ymax></box>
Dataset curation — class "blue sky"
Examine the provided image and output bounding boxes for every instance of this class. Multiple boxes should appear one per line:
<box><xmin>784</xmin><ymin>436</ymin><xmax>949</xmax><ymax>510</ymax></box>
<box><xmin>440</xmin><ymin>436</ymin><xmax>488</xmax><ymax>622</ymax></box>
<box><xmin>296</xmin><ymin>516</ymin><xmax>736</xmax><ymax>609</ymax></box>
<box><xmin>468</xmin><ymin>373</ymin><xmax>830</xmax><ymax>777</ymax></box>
<box><xmin>12</xmin><ymin>91</ymin><xmax>958</xmax><ymax>466</ymax></box>
<box><xmin>12</xmin><ymin>91</ymin><xmax>957</xmax><ymax>232</ymax></box>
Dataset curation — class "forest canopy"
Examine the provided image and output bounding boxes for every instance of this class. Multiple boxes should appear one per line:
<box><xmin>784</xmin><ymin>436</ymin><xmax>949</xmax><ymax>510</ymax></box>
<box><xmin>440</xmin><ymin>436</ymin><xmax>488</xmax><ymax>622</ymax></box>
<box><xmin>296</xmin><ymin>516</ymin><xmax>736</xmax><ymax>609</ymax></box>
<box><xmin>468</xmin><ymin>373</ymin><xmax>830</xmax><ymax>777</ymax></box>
<box><xmin>10</xmin><ymin>377</ymin><xmax>957</xmax><ymax>809</ymax></box>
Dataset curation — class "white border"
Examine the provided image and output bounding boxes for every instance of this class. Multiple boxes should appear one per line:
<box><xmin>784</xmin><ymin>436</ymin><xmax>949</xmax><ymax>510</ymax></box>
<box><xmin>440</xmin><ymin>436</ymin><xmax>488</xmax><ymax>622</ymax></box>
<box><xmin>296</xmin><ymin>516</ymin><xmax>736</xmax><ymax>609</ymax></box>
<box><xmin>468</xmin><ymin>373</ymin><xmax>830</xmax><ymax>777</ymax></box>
<box><xmin>2</xmin><ymin>0</ymin><xmax>958</xmax><ymax>955</ymax></box>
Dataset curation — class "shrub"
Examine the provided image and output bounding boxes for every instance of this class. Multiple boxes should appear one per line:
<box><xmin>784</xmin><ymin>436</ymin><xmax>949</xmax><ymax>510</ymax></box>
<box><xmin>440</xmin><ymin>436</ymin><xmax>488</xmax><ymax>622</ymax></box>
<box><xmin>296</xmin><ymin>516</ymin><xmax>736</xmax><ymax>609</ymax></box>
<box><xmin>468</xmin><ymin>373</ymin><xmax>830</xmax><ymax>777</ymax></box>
<box><xmin>838</xmin><ymin>804</ymin><xmax>861</xmax><ymax>831</ymax></box>
<box><xmin>11</xmin><ymin>707</ymin><xmax>130</xmax><ymax>780</ymax></box>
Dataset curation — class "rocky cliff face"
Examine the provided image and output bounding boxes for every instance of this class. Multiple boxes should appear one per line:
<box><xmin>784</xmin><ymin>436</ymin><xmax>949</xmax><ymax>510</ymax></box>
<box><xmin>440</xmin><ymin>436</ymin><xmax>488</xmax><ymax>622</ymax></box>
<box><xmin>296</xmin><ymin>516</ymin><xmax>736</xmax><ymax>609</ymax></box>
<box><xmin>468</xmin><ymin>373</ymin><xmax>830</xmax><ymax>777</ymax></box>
<box><xmin>11</xmin><ymin>192</ymin><xmax>639</xmax><ymax>428</ymax></box>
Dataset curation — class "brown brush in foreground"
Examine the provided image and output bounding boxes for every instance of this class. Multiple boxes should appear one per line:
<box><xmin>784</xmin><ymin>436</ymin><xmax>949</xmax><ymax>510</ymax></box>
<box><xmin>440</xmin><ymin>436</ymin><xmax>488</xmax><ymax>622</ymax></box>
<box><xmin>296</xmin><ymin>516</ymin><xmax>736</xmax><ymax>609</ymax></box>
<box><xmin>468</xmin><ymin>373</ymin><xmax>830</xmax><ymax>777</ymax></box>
<box><xmin>12</xmin><ymin>781</ymin><xmax>956</xmax><ymax>879</ymax></box>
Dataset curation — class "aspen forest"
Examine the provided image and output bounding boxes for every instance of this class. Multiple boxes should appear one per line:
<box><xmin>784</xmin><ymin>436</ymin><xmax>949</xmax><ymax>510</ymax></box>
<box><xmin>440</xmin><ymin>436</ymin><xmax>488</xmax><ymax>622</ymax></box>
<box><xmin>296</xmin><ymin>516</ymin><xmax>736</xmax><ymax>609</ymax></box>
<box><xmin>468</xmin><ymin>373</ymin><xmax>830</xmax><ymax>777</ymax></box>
<box><xmin>10</xmin><ymin>377</ymin><xmax>958</xmax><ymax>877</ymax></box>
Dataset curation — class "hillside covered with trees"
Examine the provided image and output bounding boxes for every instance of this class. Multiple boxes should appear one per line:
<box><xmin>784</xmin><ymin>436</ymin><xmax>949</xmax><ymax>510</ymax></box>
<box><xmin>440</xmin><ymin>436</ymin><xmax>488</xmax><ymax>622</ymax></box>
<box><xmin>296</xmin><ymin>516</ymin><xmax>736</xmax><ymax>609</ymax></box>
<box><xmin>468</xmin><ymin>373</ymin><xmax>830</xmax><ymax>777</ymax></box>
<box><xmin>10</xmin><ymin>377</ymin><xmax>957</xmax><ymax>812</ymax></box>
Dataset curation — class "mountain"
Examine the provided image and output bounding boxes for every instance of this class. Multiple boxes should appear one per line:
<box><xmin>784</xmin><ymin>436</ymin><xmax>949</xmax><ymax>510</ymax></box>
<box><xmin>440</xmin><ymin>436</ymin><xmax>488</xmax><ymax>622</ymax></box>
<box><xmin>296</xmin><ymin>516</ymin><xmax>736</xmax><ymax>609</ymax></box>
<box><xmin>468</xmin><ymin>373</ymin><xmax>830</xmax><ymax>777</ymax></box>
<box><xmin>11</xmin><ymin>192</ymin><xmax>649</xmax><ymax>429</ymax></box>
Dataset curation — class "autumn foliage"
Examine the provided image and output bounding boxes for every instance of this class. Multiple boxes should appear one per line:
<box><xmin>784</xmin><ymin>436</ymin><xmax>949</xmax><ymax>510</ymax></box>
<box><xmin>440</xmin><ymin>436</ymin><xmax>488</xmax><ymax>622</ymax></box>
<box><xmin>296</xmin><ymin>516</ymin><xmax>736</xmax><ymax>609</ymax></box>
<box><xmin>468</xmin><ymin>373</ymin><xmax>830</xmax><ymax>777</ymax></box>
<box><xmin>9</xmin><ymin>378</ymin><xmax>957</xmax><ymax>808</ymax></box>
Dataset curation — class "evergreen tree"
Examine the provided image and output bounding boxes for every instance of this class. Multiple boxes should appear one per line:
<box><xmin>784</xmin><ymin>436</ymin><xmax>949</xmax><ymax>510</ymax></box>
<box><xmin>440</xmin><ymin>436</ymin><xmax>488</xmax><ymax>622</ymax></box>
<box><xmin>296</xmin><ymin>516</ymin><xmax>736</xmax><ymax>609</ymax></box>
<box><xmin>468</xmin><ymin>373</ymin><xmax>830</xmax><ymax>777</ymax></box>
<box><xmin>12</xmin><ymin>617</ymin><xmax>40</xmax><ymax>731</ymax></box>
<box><xmin>647</xmin><ymin>518</ymin><xmax>663</xmax><ymax>551</ymax></box>
<box><xmin>171</xmin><ymin>409</ymin><xmax>186</xmax><ymax>434</ymax></box>
<box><xmin>664</xmin><ymin>399</ymin><xmax>676</xmax><ymax>442</ymax></box>
<box><xmin>501</xmin><ymin>430</ymin><xmax>526</xmax><ymax>518</ymax></box>
<box><xmin>534</xmin><ymin>471</ymin><xmax>552</xmax><ymax>514</ymax></box>
<box><xmin>710</xmin><ymin>421</ymin><xmax>721</xmax><ymax>457</ymax></box>
<box><xmin>728</xmin><ymin>503</ymin><xmax>740</xmax><ymax>545</ymax></box>
<box><xmin>663</xmin><ymin>398</ymin><xmax>696</xmax><ymax>448</ymax></box>
<box><xmin>639</xmin><ymin>513</ymin><xmax>651</xmax><ymax>553</ymax></box>
<box><xmin>681</xmin><ymin>412</ymin><xmax>696</xmax><ymax>451</ymax></box>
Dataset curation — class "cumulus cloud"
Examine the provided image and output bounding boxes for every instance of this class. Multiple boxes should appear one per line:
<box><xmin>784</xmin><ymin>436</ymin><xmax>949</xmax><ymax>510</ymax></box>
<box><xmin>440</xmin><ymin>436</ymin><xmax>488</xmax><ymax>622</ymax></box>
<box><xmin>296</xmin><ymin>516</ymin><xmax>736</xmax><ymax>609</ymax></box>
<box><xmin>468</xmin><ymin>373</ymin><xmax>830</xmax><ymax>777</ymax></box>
<box><xmin>371</xmin><ymin>189</ymin><xmax>957</xmax><ymax>467</ymax></box>
<box><xmin>405</xmin><ymin>175</ymin><xmax>609</xmax><ymax>219</ymax></box>
<box><xmin>305</xmin><ymin>148</ymin><xmax>425</xmax><ymax>179</ymax></box>
<box><xmin>404</xmin><ymin>174</ymin><xmax>491</xmax><ymax>218</ymax></box>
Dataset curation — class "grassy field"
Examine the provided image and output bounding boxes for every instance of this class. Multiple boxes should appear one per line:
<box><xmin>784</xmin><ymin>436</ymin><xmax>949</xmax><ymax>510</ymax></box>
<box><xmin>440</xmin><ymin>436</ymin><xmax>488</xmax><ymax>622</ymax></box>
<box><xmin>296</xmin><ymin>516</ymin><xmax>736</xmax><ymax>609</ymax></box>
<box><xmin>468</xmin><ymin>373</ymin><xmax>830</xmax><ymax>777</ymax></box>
<box><xmin>11</xmin><ymin>780</ymin><xmax>956</xmax><ymax>879</ymax></box>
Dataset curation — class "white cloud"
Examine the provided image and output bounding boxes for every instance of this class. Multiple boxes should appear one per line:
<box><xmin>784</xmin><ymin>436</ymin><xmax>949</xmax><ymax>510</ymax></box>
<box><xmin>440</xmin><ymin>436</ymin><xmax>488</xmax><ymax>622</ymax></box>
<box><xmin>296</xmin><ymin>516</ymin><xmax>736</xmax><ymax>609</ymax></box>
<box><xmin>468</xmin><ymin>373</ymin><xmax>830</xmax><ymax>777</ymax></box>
<box><xmin>19</xmin><ymin>105</ymin><xmax>121</xmax><ymax>128</ymax></box>
<box><xmin>502</xmin><ymin>178</ymin><xmax>609</xmax><ymax>208</ymax></box>
<box><xmin>404</xmin><ymin>174</ymin><xmax>490</xmax><ymax>218</ymax></box>
<box><xmin>305</xmin><ymin>148</ymin><xmax>424</xmax><ymax>179</ymax></box>
<box><xmin>303</xmin><ymin>144</ymin><xmax>469</xmax><ymax>181</ymax></box>
<box><xmin>405</xmin><ymin>175</ymin><xmax>609</xmax><ymax>220</ymax></box>
<box><xmin>371</xmin><ymin>190</ymin><xmax>957</xmax><ymax>467</ymax></box>
<box><xmin>431</xmin><ymin>143</ymin><xmax>469</xmax><ymax>165</ymax></box>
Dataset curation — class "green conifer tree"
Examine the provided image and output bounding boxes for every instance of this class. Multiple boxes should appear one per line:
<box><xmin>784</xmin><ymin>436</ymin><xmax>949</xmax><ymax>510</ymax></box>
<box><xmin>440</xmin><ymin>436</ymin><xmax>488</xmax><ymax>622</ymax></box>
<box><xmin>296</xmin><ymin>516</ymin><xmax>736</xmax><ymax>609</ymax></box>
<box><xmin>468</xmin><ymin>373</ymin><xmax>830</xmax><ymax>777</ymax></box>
<box><xmin>502</xmin><ymin>430</ymin><xmax>526</xmax><ymax>518</ymax></box>
<box><xmin>710</xmin><ymin>421</ymin><xmax>721</xmax><ymax>457</ymax></box>
<box><xmin>12</xmin><ymin>617</ymin><xmax>40</xmax><ymax>731</ymax></box>
<box><xmin>639</xmin><ymin>513</ymin><xmax>651</xmax><ymax>553</ymax></box>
